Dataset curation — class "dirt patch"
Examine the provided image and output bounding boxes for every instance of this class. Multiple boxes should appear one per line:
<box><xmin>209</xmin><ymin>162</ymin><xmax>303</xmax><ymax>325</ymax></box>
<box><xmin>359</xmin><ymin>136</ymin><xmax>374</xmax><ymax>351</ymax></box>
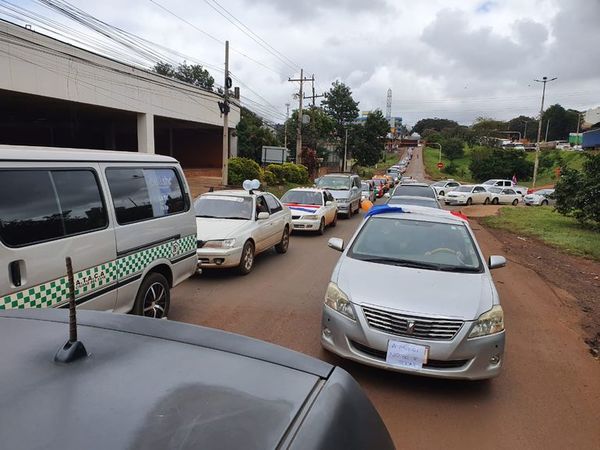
<box><xmin>459</xmin><ymin>204</ymin><xmax>503</xmax><ymax>218</ymax></box>
<box><xmin>477</xmin><ymin>222</ymin><xmax>600</xmax><ymax>357</ymax></box>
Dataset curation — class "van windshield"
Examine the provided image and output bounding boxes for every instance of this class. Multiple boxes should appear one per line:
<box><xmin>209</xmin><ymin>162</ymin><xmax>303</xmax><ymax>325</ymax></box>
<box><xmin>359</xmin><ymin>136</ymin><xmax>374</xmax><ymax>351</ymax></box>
<box><xmin>317</xmin><ymin>176</ymin><xmax>351</xmax><ymax>190</ymax></box>
<box><xmin>194</xmin><ymin>195</ymin><xmax>253</xmax><ymax>220</ymax></box>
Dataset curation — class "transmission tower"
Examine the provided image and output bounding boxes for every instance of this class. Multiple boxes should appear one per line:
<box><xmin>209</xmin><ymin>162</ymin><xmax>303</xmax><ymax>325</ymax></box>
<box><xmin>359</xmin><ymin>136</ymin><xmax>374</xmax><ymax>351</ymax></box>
<box><xmin>386</xmin><ymin>88</ymin><xmax>392</xmax><ymax>120</ymax></box>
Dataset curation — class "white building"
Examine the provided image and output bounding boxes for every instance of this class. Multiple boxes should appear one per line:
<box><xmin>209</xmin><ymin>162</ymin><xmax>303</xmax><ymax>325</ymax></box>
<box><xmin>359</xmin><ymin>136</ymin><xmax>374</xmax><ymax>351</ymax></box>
<box><xmin>0</xmin><ymin>19</ymin><xmax>240</xmax><ymax>187</ymax></box>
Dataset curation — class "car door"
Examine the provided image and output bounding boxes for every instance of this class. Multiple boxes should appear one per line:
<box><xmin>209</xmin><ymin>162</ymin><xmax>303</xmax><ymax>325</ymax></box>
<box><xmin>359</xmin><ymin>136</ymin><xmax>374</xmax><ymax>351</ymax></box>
<box><xmin>324</xmin><ymin>191</ymin><xmax>336</xmax><ymax>223</ymax></box>
<box><xmin>253</xmin><ymin>195</ymin><xmax>272</xmax><ymax>253</ymax></box>
<box><xmin>503</xmin><ymin>188</ymin><xmax>517</xmax><ymax>204</ymax></box>
<box><xmin>473</xmin><ymin>186</ymin><xmax>487</xmax><ymax>203</ymax></box>
<box><xmin>264</xmin><ymin>194</ymin><xmax>286</xmax><ymax>246</ymax></box>
<box><xmin>0</xmin><ymin>165</ymin><xmax>118</xmax><ymax>312</ymax></box>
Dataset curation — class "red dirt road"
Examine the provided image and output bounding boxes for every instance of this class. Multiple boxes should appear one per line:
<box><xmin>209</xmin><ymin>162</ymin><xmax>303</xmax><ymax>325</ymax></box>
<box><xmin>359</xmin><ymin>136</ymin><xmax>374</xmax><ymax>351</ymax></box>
<box><xmin>170</xmin><ymin>148</ymin><xmax>599</xmax><ymax>449</ymax></box>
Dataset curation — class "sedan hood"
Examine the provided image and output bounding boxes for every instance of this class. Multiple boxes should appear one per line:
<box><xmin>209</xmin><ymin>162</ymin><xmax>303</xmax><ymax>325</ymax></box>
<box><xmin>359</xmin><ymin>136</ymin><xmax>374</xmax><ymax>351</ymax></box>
<box><xmin>335</xmin><ymin>257</ymin><xmax>493</xmax><ymax>320</ymax></box>
<box><xmin>196</xmin><ymin>218</ymin><xmax>249</xmax><ymax>240</ymax></box>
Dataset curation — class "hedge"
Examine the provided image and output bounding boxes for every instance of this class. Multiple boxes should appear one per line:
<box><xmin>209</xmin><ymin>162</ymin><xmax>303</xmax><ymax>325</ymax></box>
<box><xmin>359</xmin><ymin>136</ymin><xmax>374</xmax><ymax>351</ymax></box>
<box><xmin>228</xmin><ymin>157</ymin><xmax>262</xmax><ymax>185</ymax></box>
<box><xmin>266</xmin><ymin>163</ymin><xmax>309</xmax><ymax>184</ymax></box>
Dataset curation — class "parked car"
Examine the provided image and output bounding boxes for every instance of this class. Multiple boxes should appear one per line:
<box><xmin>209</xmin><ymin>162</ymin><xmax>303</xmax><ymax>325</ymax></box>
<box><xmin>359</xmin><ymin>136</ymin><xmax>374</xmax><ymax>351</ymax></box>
<box><xmin>445</xmin><ymin>185</ymin><xmax>491</xmax><ymax>205</ymax></box>
<box><xmin>387</xmin><ymin>195</ymin><xmax>441</xmax><ymax>209</ymax></box>
<box><xmin>524</xmin><ymin>188</ymin><xmax>556</xmax><ymax>206</ymax></box>
<box><xmin>361</xmin><ymin>181</ymin><xmax>376</xmax><ymax>203</ymax></box>
<box><xmin>430</xmin><ymin>179</ymin><xmax>461</xmax><ymax>197</ymax></box>
<box><xmin>322</xmin><ymin>204</ymin><xmax>506</xmax><ymax>380</ymax></box>
<box><xmin>389</xmin><ymin>183</ymin><xmax>437</xmax><ymax>200</ymax></box>
<box><xmin>485</xmin><ymin>187</ymin><xmax>521</xmax><ymax>205</ymax></box>
<box><xmin>0</xmin><ymin>146</ymin><xmax>197</xmax><ymax>318</ymax></box>
<box><xmin>0</xmin><ymin>309</ymin><xmax>394</xmax><ymax>450</ymax></box>
<box><xmin>482</xmin><ymin>179</ymin><xmax>527</xmax><ymax>196</ymax></box>
<box><xmin>281</xmin><ymin>187</ymin><xmax>338</xmax><ymax>234</ymax></box>
<box><xmin>316</xmin><ymin>173</ymin><xmax>362</xmax><ymax>218</ymax></box>
<box><xmin>371</xmin><ymin>178</ymin><xmax>387</xmax><ymax>198</ymax></box>
<box><xmin>194</xmin><ymin>189</ymin><xmax>291</xmax><ymax>274</ymax></box>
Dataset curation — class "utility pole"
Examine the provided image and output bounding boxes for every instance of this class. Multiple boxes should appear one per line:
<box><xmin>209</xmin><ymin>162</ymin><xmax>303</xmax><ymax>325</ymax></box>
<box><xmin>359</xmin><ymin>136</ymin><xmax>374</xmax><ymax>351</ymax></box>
<box><xmin>522</xmin><ymin>120</ymin><xmax>529</xmax><ymax>141</ymax></box>
<box><xmin>343</xmin><ymin>127</ymin><xmax>348</xmax><ymax>172</ymax></box>
<box><xmin>221</xmin><ymin>40</ymin><xmax>230</xmax><ymax>186</ymax></box>
<box><xmin>544</xmin><ymin>119</ymin><xmax>550</xmax><ymax>142</ymax></box>
<box><xmin>288</xmin><ymin>69</ymin><xmax>313</xmax><ymax>164</ymax></box>
<box><xmin>532</xmin><ymin>76</ymin><xmax>557</xmax><ymax>188</ymax></box>
<box><xmin>303</xmin><ymin>74</ymin><xmax>323</xmax><ymax>107</ymax></box>
<box><xmin>284</xmin><ymin>103</ymin><xmax>290</xmax><ymax>150</ymax></box>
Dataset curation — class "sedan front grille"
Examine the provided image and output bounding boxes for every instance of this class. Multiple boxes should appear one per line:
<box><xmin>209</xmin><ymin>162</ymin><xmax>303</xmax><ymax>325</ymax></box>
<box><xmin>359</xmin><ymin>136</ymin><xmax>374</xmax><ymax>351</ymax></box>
<box><xmin>362</xmin><ymin>306</ymin><xmax>463</xmax><ymax>341</ymax></box>
<box><xmin>291</xmin><ymin>215</ymin><xmax>301</xmax><ymax>220</ymax></box>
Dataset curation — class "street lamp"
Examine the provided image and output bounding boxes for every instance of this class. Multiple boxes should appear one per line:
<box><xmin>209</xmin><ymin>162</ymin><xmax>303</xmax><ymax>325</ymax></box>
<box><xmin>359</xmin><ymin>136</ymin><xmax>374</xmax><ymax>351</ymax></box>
<box><xmin>532</xmin><ymin>76</ymin><xmax>557</xmax><ymax>188</ymax></box>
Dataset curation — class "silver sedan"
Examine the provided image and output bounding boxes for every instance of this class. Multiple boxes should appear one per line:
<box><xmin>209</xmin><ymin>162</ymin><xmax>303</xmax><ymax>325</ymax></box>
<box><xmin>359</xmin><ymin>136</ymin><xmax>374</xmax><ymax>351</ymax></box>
<box><xmin>321</xmin><ymin>205</ymin><xmax>506</xmax><ymax>380</ymax></box>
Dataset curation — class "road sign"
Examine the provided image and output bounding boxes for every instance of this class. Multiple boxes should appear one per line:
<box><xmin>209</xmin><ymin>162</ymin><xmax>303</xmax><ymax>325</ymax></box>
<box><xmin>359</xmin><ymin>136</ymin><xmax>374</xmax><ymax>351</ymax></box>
<box><xmin>437</xmin><ymin>162</ymin><xmax>444</xmax><ymax>169</ymax></box>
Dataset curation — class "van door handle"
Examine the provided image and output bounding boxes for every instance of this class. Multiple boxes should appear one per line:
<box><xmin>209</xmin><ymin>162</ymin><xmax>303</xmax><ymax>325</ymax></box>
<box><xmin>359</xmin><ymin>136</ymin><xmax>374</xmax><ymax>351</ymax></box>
<box><xmin>9</xmin><ymin>261</ymin><xmax>22</xmax><ymax>287</ymax></box>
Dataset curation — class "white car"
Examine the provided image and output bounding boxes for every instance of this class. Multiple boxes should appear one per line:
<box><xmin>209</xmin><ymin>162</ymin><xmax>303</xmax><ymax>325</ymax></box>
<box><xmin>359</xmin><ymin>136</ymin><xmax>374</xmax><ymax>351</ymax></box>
<box><xmin>281</xmin><ymin>187</ymin><xmax>338</xmax><ymax>234</ymax></box>
<box><xmin>194</xmin><ymin>190</ymin><xmax>292</xmax><ymax>274</ymax></box>
<box><xmin>524</xmin><ymin>189</ymin><xmax>555</xmax><ymax>206</ymax></box>
<box><xmin>430</xmin><ymin>179</ymin><xmax>461</xmax><ymax>198</ymax></box>
<box><xmin>445</xmin><ymin>185</ymin><xmax>490</xmax><ymax>206</ymax></box>
<box><xmin>485</xmin><ymin>187</ymin><xmax>521</xmax><ymax>205</ymax></box>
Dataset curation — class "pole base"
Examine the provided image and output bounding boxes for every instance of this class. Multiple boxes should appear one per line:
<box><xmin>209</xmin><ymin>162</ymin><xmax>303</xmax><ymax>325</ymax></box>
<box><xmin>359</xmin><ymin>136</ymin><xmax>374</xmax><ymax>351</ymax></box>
<box><xmin>54</xmin><ymin>340</ymin><xmax>88</xmax><ymax>364</ymax></box>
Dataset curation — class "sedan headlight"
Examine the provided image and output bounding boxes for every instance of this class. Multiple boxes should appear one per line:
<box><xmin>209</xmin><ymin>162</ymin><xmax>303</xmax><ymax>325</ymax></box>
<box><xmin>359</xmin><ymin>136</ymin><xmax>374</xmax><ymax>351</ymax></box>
<box><xmin>468</xmin><ymin>305</ymin><xmax>504</xmax><ymax>338</ymax></box>
<box><xmin>203</xmin><ymin>238</ymin><xmax>237</xmax><ymax>249</ymax></box>
<box><xmin>302</xmin><ymin>215</ymin><xmax>320</xmax><ymax>220</ymax></box>
<box><xmin>324</xmin><ymin>282</ymin><xmax>356</xmax><ymax>321</ymax></box>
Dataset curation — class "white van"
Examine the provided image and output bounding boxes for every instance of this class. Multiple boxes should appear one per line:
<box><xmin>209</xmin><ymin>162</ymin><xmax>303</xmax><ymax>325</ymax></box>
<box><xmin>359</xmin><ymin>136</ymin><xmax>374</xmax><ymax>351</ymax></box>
<box><xmin>0</xmin><ymin>146</ymin><xmax>197</xmax><ymax>318</ymax></box>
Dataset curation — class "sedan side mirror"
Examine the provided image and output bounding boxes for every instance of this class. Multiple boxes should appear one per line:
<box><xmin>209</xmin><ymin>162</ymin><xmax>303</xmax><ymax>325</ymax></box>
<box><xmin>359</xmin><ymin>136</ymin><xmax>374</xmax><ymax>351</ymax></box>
<box><xmin>257</xmin><ymin>212</ymin><xmax>270</xmax><ymax>220</ymax></box>
<box><xmin>488</xmin><ymin>255</ymin><xmax>506</xmax><ymax>270</ymax></box>
<box><xmin>384</xmin><ymin>193</ymin><xmax>390</xmax><ymax>199</ymax></box>
<box><xmin>328</xmin><ymin>237</ymin><xmax>345</xmax><ymax>252</ymax></box>
<box><xmin>326</xmin><ymin>201</ymin><xmax>333</xmax><ymax>206</ymax></box>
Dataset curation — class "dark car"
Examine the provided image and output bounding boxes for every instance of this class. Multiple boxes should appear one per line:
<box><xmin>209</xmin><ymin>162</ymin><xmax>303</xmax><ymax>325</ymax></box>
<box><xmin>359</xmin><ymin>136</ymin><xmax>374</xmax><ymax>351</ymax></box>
<box><xmin>390</xmin><ymin>183</ymin><xmax>437</xmax><ymax>199</ymax></box>
<box><xmin>0</xmin><ymin>309</ymin><xmax>394</xmax><ymax>450</ymax></box>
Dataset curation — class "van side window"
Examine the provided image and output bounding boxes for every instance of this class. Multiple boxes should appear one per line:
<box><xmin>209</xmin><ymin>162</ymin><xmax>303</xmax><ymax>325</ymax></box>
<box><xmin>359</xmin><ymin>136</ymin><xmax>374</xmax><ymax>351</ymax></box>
<box><xmin>0</xmin><ymin>170</ymin><xmax>108</xmax><ymax>247</ymax></box>
<box><xmin>106</xmin><ymin>168</ymin><xmax>185</xmax><ymax>225</ymax></box>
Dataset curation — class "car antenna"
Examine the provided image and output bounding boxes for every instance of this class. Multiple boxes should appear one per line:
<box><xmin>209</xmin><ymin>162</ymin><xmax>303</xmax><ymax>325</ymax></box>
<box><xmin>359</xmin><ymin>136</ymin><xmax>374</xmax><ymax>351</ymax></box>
<box><xmin>54</xmin><ymin>257</ymin><xmax>88</xmax><ymax>364</ymax></box>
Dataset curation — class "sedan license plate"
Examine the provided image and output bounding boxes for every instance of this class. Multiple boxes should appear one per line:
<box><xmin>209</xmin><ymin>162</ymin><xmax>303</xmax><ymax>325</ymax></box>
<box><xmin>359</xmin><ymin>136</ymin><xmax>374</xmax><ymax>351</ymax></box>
<box><xmin>386</xmin><ymin>340</ymin><xmax>429</xmax><ymax>370</ymax></box>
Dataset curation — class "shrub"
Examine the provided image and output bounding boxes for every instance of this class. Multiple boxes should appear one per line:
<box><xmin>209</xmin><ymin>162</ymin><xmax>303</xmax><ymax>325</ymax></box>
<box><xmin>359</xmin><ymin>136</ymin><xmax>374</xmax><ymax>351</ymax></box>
<box><xmin>261</xmin><ymin>169</ymin><xmax>276</xmax><ymax>185</ymax></box>
<box><xmin>266</xmin><ymin>162</ymin><xmax>309</xmax><ymax>184</ymax></box>
<box><xmin>554</xmin><ymin>154</ymin><xmax>600</xmax><ymax>226</ymax></box>
<box><xmin>440</xmin><ymin>137</ymin><xmax>465</xmax><ymax>160</ymax></box>
<box><xmin>228</xmin><ymin>157</ymin><xmax>261</xmax><ymax>186</ymax></box>
<box><xmin>469</xmin><ymin>147</ymin><xmax>533</xmax><ymax>182</ymax></box>
<box><xmin>356</xmin><ymin>166</ymin><xmax>375</xmax><ymax>179</ymax></box>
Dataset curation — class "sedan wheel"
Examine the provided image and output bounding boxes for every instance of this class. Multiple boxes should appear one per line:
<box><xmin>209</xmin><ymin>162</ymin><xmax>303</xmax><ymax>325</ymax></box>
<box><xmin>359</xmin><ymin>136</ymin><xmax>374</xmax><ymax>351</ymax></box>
<box><xmin>275</xmin><ymin>227</ymin><xmax>290</xmax><ymax>254</ymax></box>
<box><xmin>330</xmin><ymin>213</ymin><xmax>337</xmax><ymax>227</ymax></box>
<box><xmin>466</xmin><ymin>198</ymin><xmax>473</xmax><ymax>206</ymax></box>
<box><xmin>541</xmin><ymin>200</ymin><xmax>548</xmax><ymax>206</ymax></box>
<box><xmin>492</xmin><ymin>197</ymin><xmax>499</xmax><ymax>205</ymax></box>
<box><xmin>484</xmin><ymin>197</ymin><xmax>490</xmax><ymax>205</ymax></box>
<box><xmin>439</xmin><ymin>191</ymin><xmax>445</xmax><ymax>197</ymax></box>
<box><xmin>317</xmin><ymin>218</ymin><xmax>326</xmax><ymax>235</ymax></box>
<box><xmin>512</xmin><ymin>199</ymin><xmax>519</xmax><ymax>206</ymax></box>
<box><xmin>238</xmin><ymin>241</ymin><xmax>255</xmax><ymax>275</ymax></box>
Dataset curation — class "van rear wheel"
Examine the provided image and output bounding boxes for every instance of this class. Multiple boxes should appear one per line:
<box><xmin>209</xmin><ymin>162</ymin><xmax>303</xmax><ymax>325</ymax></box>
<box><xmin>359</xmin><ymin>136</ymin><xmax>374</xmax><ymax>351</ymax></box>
<box><xmin>133</xmin><ymin>272</ymin><xmax>170</xmax><ymax>319</ymax></box>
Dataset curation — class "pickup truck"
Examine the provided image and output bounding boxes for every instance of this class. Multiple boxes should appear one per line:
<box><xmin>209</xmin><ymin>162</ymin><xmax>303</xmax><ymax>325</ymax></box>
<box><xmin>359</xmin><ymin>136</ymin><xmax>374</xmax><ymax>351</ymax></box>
<box><xmin>482</xmin><ymin>179</ymin><xmax>528</xmax><ymax>196</ymax></box>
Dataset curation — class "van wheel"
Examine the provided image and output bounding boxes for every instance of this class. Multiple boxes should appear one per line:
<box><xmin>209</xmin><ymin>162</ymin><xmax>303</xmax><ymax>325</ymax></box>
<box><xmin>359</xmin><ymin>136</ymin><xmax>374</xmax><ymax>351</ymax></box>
<box><xmin>512</xmin><ymin>199</ymin><xmax>519</xmax><ymax>206</ymax></box>
<box><xmin>238</xmin><ymin>241</ymin><xmax>255</xmax><ymax>274</ymax></box>
<box><xmin>134</xmin><ymin>272</ymin><xmax>170</xmax><ymax>319</ymax></box>
<box><xmin>275</xmin><ymin>227</ymin><xmax>290</xmax><ymax>253</ymax></box>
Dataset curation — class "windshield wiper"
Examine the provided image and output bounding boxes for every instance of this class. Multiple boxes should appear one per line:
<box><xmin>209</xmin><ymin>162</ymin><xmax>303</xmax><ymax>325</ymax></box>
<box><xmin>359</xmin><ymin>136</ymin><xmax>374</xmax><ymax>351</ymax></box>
<box><xmin>437</xmin><ymin>265</ymin><xmax>482</xmax><ymax>273</ymax></box>
<box><xmin>358</xmin><ymin>257</ymin><xmax>440</xmax><ymax>270</ymax></box>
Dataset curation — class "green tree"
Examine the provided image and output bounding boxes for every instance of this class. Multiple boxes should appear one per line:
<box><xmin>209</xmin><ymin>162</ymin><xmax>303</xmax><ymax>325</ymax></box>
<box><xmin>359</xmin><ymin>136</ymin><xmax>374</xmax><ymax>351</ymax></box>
<box><xmin>554</xmin><ymin>154</ymin><xmax>600</xmax><ymax>225</ymax></box>
<box><xmin>411</xmin><ymin>118</ymin><xmax>459</xmax><ymax>135</ymax></box>
<box><xmin>322</xmin><ymin>81</ymin><xmax>359</xmax><ymax>158</ymax></box>
<box><xmin>507</xmin><ymin>115</ymin><xmax>538</xmax><ymax>141</ymax></box>
<box><xmin>440</xmin><ymin>137</ymin><xmax>465</xmax><ymax>160</ymax></box>
<box><xmin>353</xmin><ymin>110</ymin><xmax>389</xmax><ymax>166</ymax></box>
<box><xmin>283</xmin><ymin>107</ymin><xmax>336</xmax><ymax>159</ymax></box>
<box><xmin>153</xmin><ymin>61</ymin><xmax>215</xmax><ymax>90</ymax></box>
<box><xmin>542</xmin><ymin>104</ymin><xmax>580</xmax><ymax>142</ymax></box>
<box><xmin>469</xmin><ymin>147</ymin><xmax>533</xmax><ymax>181</ymax></box>
<box><xmin>236</xmin><ymin>107</ymin><xmax>278</xmax><ymax>163</ymax></box>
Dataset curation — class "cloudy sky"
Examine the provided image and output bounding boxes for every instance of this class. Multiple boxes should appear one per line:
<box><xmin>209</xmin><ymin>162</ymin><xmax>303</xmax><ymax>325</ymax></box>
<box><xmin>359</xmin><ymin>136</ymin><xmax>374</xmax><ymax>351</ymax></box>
<box><xmin>4</xmin><ymin>0</ymin><xmax>599</xmax><ymax>127</ymax></box>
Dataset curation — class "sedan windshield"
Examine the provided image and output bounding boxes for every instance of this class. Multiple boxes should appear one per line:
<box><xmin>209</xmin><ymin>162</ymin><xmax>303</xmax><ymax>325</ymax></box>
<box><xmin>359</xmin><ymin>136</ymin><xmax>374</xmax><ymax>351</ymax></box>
<box><xmin>194</xmin><ymin>195</ymin><xmax>253</xmax><ymax>220</ymax></box>
<box><xmin>454</xmin><ymin>186</ymin><xmax>473</xmax><ymax>193</ymax></box>
<box><xmin>348</xmin><ymin>217</ymin><xmax>482</xmax><ymax>272</ymax></box>
<box><xmin>281</xmin><ymin>190</ymin><xmax>323</xmax><ymax>205</ymax></box>
<box><xmin>432</xmin><ymin>181</ymin><xmax>446</xmax><ymax>187</ymax></box>
<box><xmin>317</xmin><ymin>176</ymin><xmax>351</xmax><ymax>190</ymax></box>
<box><xmin>391</xmin><ymin>186</ymin><xmax>436</xmax><ymax>199</ymax></box>
<box><xmin>487</xmin><ymin>187</ymin><xmax>502</xmax><ymax>194</ymax></box>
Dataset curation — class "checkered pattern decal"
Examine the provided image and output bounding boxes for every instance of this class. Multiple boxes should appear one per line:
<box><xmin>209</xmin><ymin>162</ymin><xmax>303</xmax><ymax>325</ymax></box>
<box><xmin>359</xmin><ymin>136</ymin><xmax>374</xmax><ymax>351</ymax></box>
<box><xmin>1</xmin><ymin>235</ymin><xmax>196</xmax><ymax>310</ymax></box>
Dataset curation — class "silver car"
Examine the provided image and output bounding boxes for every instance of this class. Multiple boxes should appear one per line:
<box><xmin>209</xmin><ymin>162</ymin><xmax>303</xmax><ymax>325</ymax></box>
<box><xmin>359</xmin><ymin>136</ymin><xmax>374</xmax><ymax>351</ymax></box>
<box><xmin>321</xmin><ymin>205</ymin><xmax>506</xmax><ymax>380</ymax></box>
<box><xmin>524</xmin><ymin>189</ymin><xmax>555</xmax><ymax>206</ymax></box>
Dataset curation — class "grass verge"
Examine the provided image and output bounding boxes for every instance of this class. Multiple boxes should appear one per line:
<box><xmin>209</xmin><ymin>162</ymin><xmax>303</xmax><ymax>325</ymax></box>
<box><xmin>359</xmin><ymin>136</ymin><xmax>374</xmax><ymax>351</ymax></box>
<box><xmin>481</xmin><ymin>207</ymin><xmax>600</xmax><ymax>261</ymax></box>
<box><xmin>423</xmin><ymin>147</ymin><xmax>473</xmax><ymax>182</ymax></box>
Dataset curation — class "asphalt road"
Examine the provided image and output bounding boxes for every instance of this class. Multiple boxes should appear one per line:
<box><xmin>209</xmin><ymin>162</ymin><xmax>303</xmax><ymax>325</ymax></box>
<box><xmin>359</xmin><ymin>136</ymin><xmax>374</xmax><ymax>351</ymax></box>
<box><xmin>171</xmin><ymin>148</ymin><xmax>600</xmax><ymax>449</ymax></box>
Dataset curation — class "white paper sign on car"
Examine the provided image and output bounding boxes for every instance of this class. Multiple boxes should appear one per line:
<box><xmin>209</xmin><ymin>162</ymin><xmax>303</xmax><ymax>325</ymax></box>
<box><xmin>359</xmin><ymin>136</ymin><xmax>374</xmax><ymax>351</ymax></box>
<box><xmin>386</xmin><ymin>340</ymin><xmax>428</xmax><ymax>370</ymax></box>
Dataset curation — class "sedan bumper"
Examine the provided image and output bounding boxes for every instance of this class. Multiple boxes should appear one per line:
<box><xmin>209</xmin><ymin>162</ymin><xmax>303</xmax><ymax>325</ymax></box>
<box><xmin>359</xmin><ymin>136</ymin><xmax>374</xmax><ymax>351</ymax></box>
<box><xmin>445</xmin><ymin>197</ymin><xmax>468</xmax><ymax>205</ymax></box>
<box><xmin>196</xmin><ymin>246</ymin><xmax>243</xmax><ymax>268</ymax></box>
<box><xmin>291</xmin><ymin>218</ymin><xmax>321</xmax><ymax>231</ymax></box>
<box><xmin>321</xmin><ymin>305</ymin><xmax>505</xmax><ymax>380</ymax></box>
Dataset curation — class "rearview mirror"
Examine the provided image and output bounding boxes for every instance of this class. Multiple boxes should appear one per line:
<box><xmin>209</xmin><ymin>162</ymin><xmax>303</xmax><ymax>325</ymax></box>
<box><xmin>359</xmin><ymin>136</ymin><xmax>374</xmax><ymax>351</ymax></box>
<box><xmin>328</xmin><ymin>237</ymin><xmax>344</xmax><ymax>252</ymax></box>
<box><xmin>488</xmin><ymin>255</ymin><xmax>506</xmax><ymax>270</ymax></box>
<box><xmin>257</xmin><ymin>212</ymin><xmax>270</xmax><ymax>220</ymax></box>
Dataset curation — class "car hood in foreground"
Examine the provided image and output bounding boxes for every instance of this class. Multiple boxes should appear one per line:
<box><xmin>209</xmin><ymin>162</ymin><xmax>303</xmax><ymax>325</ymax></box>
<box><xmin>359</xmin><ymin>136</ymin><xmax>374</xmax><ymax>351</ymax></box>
<box><xmin>196</xmin><ymin>217</ymin><xmax>250</xmax><ymax>240</ymax></box>
<box><xmin>335</xmin><ymin>257</ymin><xmax>494</xmax><ymax>320</ymax></box>
<box><xmin>0</xmin><ymin>310</ymin><xmax>332</xmax><ymax>450</ymax></box>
